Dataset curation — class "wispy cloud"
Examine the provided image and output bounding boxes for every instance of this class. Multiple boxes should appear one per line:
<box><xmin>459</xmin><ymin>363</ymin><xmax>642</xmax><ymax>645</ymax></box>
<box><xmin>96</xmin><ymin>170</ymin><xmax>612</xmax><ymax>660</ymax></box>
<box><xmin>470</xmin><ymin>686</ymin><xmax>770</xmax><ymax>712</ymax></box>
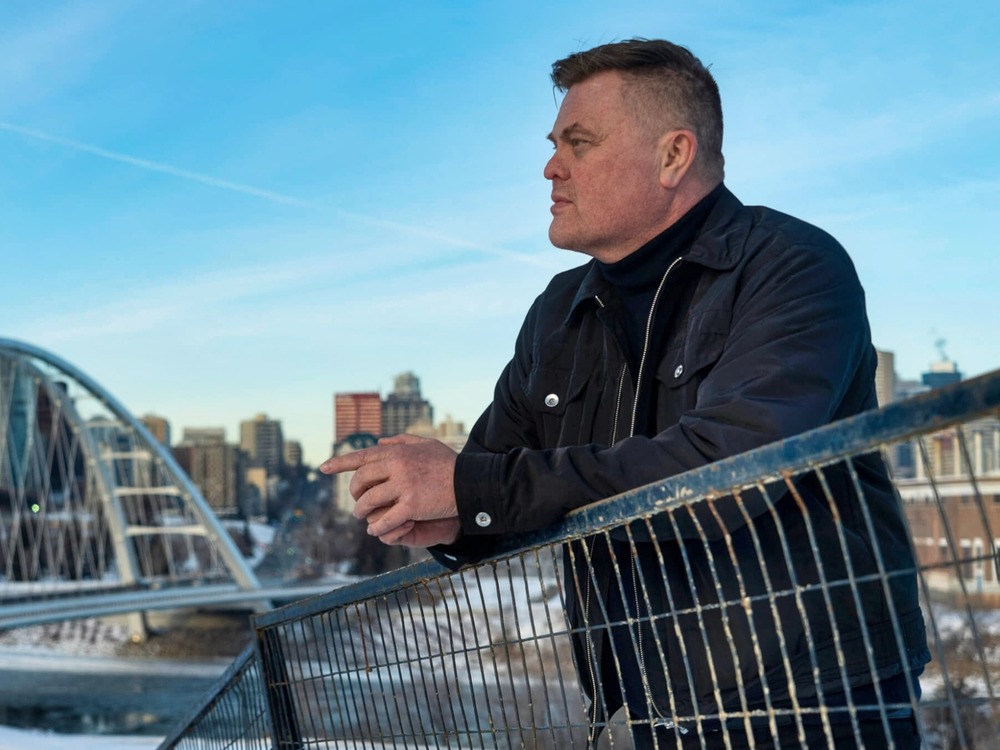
<box><xmin>728</xmin><ymin>90</ymin><xmax>1000</xmax><ymax>182</ymax></box>
<box><xmin>16</xmin><ymin>244</ymin><xmax>546</xmax><ymax>344</ymax></box>
<box><xmin>0</xmin><ymin>2</ymin><xmax>125</xmax><ymax>111</ymax></box>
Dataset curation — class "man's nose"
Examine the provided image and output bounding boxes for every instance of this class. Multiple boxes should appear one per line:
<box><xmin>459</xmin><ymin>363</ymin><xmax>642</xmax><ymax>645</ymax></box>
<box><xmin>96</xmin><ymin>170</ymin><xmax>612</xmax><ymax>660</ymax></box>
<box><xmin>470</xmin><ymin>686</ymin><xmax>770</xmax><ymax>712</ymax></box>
<box><xmin>543</xmin><ymin>151</ymin><xmax>565</xmax><ymax>181</ymax></box>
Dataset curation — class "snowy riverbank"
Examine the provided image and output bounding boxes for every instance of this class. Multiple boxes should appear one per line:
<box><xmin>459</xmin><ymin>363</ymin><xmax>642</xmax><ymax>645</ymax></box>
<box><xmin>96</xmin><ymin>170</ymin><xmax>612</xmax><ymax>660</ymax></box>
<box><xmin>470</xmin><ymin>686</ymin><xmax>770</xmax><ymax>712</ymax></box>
<box><xmin>0</xmin><ymin>724</ymin><xmax>162</xmax><ymax>750</ymax></box>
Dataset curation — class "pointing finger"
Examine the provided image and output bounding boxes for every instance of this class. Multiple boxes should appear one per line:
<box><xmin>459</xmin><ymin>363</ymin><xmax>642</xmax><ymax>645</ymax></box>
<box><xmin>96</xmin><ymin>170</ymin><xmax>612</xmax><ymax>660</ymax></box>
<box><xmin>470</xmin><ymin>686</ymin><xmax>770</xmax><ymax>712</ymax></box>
<box><xmin>378</xmin><ymin>434</ymin><xmax>424</xmax><ymax>446</ymax></box>
<box><xmin>319</xmin><ymin>451</ymin><xmax>367</xmax><ymax>474</ymax></box>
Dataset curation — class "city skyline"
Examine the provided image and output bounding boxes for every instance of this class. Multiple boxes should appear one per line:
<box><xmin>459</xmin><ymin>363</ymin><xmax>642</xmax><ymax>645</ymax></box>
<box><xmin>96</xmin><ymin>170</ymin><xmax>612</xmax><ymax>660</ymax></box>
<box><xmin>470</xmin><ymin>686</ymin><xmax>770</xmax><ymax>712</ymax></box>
<box><xmin>131</xmin><ymin>346</ymin><xmax>964</xmax><ymax>471</ymax></box>
<box><xmin>2</xmin><ymin>1</ymin><xmax>997</xmax><ymax>465</ymax></box>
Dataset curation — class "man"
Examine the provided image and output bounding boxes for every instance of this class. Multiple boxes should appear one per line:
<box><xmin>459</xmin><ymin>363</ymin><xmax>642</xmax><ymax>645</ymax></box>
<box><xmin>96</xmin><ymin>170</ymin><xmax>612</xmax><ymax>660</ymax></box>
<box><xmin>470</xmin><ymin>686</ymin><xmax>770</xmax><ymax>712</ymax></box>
<box><xmin>321</xmin><ymin>39</ymin><xmax>929</xmax><ymax>748</ymax></box>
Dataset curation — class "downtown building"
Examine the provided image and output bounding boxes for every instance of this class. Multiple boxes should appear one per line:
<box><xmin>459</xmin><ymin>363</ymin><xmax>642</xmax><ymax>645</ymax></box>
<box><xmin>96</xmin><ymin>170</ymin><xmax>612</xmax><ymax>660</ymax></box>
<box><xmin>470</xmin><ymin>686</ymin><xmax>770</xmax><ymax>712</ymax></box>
<box><xmin>896</xmin><ymin>416</ymin><xmax>1000</xmax><ymax>605</ymax></box>
<box><xmin>381</xmin><ymin>372</ymin><xmax>433</xmax><ymax>437</ymax></box>
<box><xmin>284</xmin><ymin>440</ymin><xmax>303</xmax><ymax>469</ymax></box>
<box><xmin>333</xmin><ymin>372</ymin><xmax>433</xmax><ymax>441</ymax></box>
<box><xmin>879</xmin><ymin>349</ymin><xmax>999</xmax><ymax>604</ymax></box>
<box><xmin>172</xmin><ymin>428</ymin><xmax>246</xmax><ymax>518</ymax></box>
<box><xmin>240</xmin><ymin>413</ymin><xmax>285</xmax><ymax>477</ymax></box>
<box><xmin>139</xmin><ymin>413</ymin><xmax>171</xmax><ymax>447</ymax></box>
<box><xmin>334</xmin><ymin>392</ymin><xmax>382</xmax><ymax>444</ymax></box>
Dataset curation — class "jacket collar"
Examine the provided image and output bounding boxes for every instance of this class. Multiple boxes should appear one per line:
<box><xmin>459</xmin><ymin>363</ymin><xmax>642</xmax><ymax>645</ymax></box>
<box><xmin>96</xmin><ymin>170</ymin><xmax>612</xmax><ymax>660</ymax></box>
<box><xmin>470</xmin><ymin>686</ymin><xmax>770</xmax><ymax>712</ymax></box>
<box><xmin>566</xmin><ymin>185</ymin><xmax>749</xmax><ymax>320</ymax></box>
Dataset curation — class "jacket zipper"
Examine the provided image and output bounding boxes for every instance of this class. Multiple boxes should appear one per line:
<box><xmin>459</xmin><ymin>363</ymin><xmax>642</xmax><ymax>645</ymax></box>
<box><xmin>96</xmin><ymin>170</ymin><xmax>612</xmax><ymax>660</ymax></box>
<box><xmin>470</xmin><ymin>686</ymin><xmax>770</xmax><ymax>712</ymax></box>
<box><xmin>629</xmin><ymin>255</ymin><xmax>683</xmax><ymax>437</ymax></box>
<box><xmin>630</xmin><ymin>257</ymin><xmax>684</xmax><ymax>726</ymax></box>
<box><xmin>584</xmin><ymin>259</ymin><xmax>682</xmax><ymax>738</ymax></box>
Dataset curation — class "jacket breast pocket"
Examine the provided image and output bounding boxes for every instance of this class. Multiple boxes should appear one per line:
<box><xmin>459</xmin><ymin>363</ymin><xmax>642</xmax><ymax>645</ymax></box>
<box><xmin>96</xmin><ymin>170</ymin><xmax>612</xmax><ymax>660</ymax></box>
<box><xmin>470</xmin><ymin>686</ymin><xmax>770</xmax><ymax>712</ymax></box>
<box><xmin>524</xmin><ymin>364</ymin><xmax>602</xmax><ymax>447</ymax></box>
<box><xmin>655</xmin><ymin>312</ymin><xmax>729</xmax><ymax>422</ymax></box>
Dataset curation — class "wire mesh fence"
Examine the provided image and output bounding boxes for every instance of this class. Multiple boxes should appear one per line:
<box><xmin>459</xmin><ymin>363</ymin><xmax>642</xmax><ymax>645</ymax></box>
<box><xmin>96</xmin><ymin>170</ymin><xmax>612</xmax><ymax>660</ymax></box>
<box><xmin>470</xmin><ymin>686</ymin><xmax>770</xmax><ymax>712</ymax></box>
<box><xmin>159</xmin><ymin>370</ymin><xmax>1000</xmax><ymax>749</ymax></box>
<box><xmin>159</xmin><ymin>644</ymin><xmax>272</xmax><ymax>750</ymax></box>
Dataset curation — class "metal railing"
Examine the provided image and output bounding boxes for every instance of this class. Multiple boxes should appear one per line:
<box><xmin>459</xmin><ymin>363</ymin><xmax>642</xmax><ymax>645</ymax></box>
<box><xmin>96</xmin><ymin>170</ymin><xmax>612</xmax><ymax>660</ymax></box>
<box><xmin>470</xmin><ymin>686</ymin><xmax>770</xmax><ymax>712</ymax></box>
<box><xmin>159</xmin><ymin>370</ymin><xmax>1000</xmax><ymax>749</ymax></box>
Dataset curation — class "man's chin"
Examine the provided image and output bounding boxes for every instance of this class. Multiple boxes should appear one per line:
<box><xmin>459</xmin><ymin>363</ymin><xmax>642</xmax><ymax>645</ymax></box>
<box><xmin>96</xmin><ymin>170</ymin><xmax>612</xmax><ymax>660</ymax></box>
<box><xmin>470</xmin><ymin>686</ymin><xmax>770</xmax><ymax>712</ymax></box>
<box><xmin>548</xmin><ymin>228</ymin><xmax>584</xmax><ymax>254</ymax></box>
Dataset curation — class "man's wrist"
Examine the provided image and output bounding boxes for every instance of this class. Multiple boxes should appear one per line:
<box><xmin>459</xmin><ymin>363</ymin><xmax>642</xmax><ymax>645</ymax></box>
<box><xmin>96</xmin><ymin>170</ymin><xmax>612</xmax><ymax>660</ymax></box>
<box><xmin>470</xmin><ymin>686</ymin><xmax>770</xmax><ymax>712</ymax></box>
<box><xmin>454</xmin><ymin>450</ymin><xmax>507</xmax><ymax>535</ymax></box>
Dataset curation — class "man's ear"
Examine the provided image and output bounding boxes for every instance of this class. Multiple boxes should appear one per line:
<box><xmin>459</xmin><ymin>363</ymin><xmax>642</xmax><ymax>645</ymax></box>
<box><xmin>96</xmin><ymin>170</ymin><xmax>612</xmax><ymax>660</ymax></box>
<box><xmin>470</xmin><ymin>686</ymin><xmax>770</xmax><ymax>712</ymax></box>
<box><xmin>657</xmin><ymin>129</ymin><xmax>697</xmax><ymax>189</ymax></box>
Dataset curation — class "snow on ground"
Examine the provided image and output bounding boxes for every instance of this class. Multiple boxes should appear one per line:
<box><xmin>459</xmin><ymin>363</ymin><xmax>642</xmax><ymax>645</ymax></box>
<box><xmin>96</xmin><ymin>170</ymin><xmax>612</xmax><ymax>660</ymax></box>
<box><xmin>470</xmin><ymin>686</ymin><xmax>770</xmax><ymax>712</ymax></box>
<box><xmin>0</xmin><ymin>646</ymin><xmax>228</xmax><ymax>676</ymax></box>
<box><xmin>0</xmin><ymin>725</ymin><xmax>162</xmax><ymax>750</ymax></box>
<box><xmin>0</xmin><ymin>618</ymin><xmax>130</xmax><ymax>657</ymax></box>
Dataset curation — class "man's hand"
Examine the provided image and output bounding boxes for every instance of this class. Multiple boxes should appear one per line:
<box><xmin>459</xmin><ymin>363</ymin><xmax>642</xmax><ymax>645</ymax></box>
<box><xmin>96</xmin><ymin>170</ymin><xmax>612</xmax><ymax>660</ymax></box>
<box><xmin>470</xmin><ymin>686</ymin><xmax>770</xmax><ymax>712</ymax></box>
<box><xmin>363</xmin><ymin>510</ymin><xmax>461</xmax><ymax>548</ymax></box>
<box><xmin>319</xmin><ymin>434</ymin><xmax>460</xmax><ymax>547</ymax></box>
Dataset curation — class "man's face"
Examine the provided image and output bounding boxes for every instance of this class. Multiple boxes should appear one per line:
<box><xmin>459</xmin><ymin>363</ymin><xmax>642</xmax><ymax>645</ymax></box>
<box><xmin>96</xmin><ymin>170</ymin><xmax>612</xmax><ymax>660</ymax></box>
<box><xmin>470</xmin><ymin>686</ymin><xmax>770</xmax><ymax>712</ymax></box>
<box><xmin>545</xmin><ymin>70</ymin><xmax>668</xmax><ymax>263</ymax></box>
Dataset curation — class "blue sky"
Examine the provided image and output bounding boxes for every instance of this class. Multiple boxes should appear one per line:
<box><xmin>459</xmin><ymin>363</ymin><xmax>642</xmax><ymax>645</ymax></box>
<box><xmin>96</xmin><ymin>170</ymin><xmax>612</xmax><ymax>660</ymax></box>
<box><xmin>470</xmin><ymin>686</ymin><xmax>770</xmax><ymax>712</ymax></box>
<box><xmin>2</xmin><ymin>0</ymin><xmax>997</xmax><ymax>465</ymax></box>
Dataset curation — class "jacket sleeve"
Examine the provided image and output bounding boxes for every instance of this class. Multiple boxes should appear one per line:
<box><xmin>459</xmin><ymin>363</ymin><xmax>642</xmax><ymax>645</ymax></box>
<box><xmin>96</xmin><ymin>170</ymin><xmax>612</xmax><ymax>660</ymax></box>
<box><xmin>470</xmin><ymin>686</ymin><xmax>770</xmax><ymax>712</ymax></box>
<box><xmin>450</xmin><ymin>225</ymin><xmax>877</xmax><ymax>543</ymax></box>
<box><xmin>428</xmin><ymin>296</ymin><xmax>543</xmax><ymax>567</ymax></box>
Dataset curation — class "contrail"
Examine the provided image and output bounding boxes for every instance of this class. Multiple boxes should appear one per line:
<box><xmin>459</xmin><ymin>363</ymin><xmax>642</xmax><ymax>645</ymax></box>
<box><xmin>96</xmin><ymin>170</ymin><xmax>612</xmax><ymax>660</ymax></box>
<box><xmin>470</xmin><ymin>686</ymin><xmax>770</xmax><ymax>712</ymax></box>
<box><xmin>0</xmin><ymin>120</ymin><xmax>320</xmax><ymax>209</ymax></box>
<box><xmin>0</xmin><ymin>120</ymin><xmax>559</xmax><ymax>268</ymax></box>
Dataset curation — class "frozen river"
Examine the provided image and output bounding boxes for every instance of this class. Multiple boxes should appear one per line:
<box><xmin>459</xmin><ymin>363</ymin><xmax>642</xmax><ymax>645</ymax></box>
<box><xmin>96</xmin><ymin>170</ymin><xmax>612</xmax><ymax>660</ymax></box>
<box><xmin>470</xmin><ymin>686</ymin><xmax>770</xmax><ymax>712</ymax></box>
<box><xmin>0</xmin><ymin>648</ymin><xmax>226</xmax><ymax>742</ymax></box>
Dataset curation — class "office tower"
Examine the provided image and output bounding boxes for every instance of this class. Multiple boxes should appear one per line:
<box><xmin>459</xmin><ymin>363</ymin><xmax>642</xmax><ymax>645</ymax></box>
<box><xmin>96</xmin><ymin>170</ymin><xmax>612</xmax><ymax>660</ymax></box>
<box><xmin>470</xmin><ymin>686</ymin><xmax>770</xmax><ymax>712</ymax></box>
<box><xmin>874</xmin><ymin>350</ymin><xmax>897</xmax><ymax>408</ymax></box>
<box><xmin>922</xmin><ymin>352</ymin><xmax>963</xmax><ymax>390</ymax></box>
<box><xmin>334</xmin><ymin>392</ymin><xmax>382</xmax><ymax>443</ymax></box>
<box><xmin>181</xmin><ymin>427</ymin><xmax>226</xmax><ymax>445</ymax></box>
<box><xmin>139</xmin><ymin>414</ymin><xmax>171</xmax><ymax>447</ymax></box>
<box><xmin>240</xmin><ymin>413</ymin><xmax>284</xmax><ymax>476</ymax></box>
<box><xmin>173</xmin><ymin>428</ymin><xmax>244</xmax><ymax>516</ymax></box>
<box><xmin>382</xmin><ymin>372</ymin><xmax>433</xmax><ymax>437</ymax></box>
<box><xmin>284</xmin><ymin>440</ymin><xmax>303</xmax><ymax>468</ymax></box>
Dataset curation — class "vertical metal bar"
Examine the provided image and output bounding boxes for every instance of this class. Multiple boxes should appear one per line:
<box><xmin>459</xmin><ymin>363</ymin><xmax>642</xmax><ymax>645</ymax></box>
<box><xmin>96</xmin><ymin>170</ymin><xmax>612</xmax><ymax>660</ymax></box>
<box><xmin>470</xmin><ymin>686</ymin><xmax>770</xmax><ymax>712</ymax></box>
<box><xmin>257</xmin><ymin>625</ymin><xmax>303</xmax><ymax>750</ymax></box>
<box><xmin>537</xmin><ymin>544</ymin><xmax>587</xmax><ymax>747</ymax></box>
<box><xmin>432</xmin><ymin>574</ymin><xmax>473</xmax><ymax>745</ymax></box>
<box><xmin>914</xmin><ymin>435</ymin><xmax>974</xmax><ymax>749</ymax></box>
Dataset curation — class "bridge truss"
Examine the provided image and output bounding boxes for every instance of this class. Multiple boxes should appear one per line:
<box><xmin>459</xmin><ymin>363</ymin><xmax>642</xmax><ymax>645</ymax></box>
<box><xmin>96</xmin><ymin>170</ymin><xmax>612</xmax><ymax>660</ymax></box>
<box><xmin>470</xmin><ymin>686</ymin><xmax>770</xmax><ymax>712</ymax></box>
<box><xmin>0</xmin><ymin>338</ymin><xmax>266</xmax><ymax>638</ymax></box>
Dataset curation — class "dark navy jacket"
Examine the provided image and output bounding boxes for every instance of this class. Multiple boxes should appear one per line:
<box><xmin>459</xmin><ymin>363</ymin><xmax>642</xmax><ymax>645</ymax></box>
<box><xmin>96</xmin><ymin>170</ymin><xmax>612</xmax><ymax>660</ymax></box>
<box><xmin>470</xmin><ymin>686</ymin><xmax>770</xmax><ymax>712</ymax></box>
<box><xmin>437</xmin><ymin>186</ymin><xmax>929</xmax><ymax>725</ymax></box>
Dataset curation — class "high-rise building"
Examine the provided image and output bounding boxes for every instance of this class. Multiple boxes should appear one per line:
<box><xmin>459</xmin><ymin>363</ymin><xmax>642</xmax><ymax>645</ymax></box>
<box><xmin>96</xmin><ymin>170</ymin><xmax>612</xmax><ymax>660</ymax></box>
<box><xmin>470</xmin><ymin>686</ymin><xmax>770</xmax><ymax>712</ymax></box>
<box><xmin>874</xmin><ymin>350</ymin><xmax>896</xmax><ymax>408</ymax></box>
<box><xmin>181</xmin><ymin>427</ymin><xmax>226</xmax><ymax>445</ymax></box>
<box><xmin>382</xmin><ymin>372</ymin><xmax>432</xmax><ymax>437</ymax></box>
<box><xmin>139</xmin><ymin>414</ymin><xmax>171</xmax><ymax>447</ymax></box>
<box><xmin>922</xmin><ymin>355</ymin><xmax>963</xmax><ymax>390</ymax></box>
<box><xmin>240</xmin><ymin>413</ymin><xmax>284</xmax><ymax>476</ymax></box>
<box><xmin>284</xmin><ymin>440</ymin><xmax>303</xmax><ymax>468</ymax></box>
<box><xmin>334</xmin><ymin>392</ymin><xmax>382</xmax><ymax>443</ymax></box>
<box><xmin>173</xmin><ymin>428</ymin><xmax>244</xmax><ymax>516</ymax></box>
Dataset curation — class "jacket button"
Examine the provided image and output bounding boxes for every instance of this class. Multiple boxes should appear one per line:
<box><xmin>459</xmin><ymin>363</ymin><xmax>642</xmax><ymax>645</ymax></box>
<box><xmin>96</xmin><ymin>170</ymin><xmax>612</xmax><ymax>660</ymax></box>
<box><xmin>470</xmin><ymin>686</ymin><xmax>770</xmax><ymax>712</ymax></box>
<box><xmin>544</xmin><ymin>393</ymin><xmax>559</xmax><ymax>407</ymax></box>
<box><xmin>475</xmin><ymin>512</ymin><xmax>492</xmax><ymax>528</ymax></box>
<box><xmin>673</xmin><ymin>364</ymin><xmax>684</xmax><ymax>378</ymax></box>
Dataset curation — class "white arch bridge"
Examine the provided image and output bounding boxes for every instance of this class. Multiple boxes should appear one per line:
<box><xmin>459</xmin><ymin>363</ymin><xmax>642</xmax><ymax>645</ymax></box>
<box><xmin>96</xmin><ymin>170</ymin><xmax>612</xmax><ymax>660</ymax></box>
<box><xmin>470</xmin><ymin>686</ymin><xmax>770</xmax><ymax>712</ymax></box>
<box><xmin>0</xmin><ymin>338</ymin><xmax>328</xmax><ymax>638</ymax></box>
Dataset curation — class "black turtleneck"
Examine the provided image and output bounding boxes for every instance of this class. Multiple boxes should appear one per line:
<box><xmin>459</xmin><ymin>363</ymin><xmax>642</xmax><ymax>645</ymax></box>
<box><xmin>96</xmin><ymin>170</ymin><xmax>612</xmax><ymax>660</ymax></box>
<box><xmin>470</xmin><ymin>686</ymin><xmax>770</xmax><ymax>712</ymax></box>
<box><xmin>596</xmin><ymin>183</ymin><xmax>723</xmax><ymax>379</ymax></box>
